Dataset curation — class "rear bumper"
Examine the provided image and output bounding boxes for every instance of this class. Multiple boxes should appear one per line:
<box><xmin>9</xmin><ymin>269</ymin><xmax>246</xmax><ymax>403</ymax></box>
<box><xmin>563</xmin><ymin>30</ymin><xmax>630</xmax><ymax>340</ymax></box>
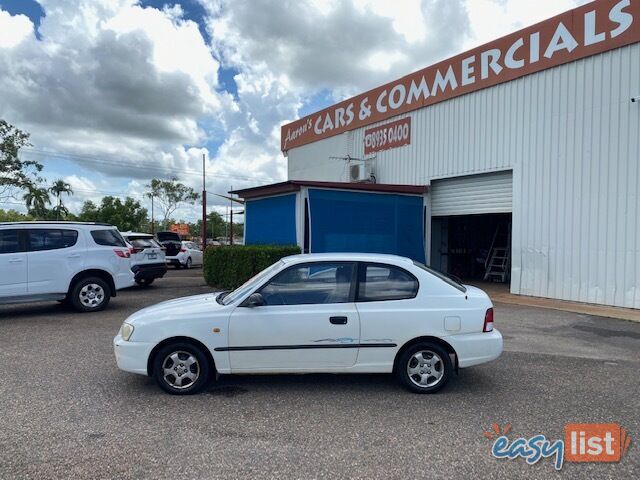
<box><xmin>166</xmin><ymin>256</ymin><xmax>185</xmax><ymax>266</ymax></box>
<box><xmin>131</xmin><ymin>263</ymin><xmax>168</xmax><ymax>280</ymax></box>
<box><xmin>447</xmin><ymin>329</ymin><xmax>503</xmax><ymax>368</ymax></box>
<box><xmin>113</xmin><ymin>335</ymin><xmax>153</xmax><ymax>375</ymax></box>
<box><xmin>113</xmin><ymin>271</ymin><xmax>136</xmax><ymax>291</ymax></box>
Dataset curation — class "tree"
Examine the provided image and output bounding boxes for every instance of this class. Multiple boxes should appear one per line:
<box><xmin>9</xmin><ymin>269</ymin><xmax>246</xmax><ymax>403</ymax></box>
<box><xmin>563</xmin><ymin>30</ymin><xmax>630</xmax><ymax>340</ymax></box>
<box><xmin>49</xmin><ymin>179</ymin><xmax>73</xmax><ymax>220</ymax></box>
<box><xmin>23</xmin><ymin>186</ymin><xmax>51</xmax><ymax>219</ymax></box>
<box><xmin>0</xmin><ymin>120</ymin><xmax>42</xmax><ymax>202</ymax></box>
<box><xmin>146</xmin><ymin>178</ymin><xmax>199</xmax><ymax>229</ymax></box>
<box><xmin>0</xmin><ymin>209</ymin><xmax>33</xmax><ymax>222</ymax></box>
<box><xmin>78</xmin><ymin>196</ymin><xmax>149</xmax><ymax>232</ymax></box>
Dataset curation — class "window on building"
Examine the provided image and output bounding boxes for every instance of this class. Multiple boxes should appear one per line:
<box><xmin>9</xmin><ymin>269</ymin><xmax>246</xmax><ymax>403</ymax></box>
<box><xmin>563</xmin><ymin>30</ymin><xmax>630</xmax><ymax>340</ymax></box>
<box><xmin>259</xmin><ymin>262</ymin><xmax>355</xmax><ymax>305</ymax></box>
<box><xmin>357</xmin><ymin>263</ymin><xmax>418</xmax><ymax>302</ymax></box>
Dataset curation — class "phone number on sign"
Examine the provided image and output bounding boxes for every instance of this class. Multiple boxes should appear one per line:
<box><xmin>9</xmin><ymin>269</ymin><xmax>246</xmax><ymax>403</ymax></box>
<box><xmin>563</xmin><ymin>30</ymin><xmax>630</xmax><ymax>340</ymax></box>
<box><xmin>363</xmin><ymin>118</ymin><xmax>411</xmax><ymax>154</ymax></box>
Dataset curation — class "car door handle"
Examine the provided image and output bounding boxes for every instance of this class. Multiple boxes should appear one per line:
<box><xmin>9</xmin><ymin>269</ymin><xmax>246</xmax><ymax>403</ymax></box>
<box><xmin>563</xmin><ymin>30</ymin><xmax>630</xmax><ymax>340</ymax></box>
<box><xmin>67</xmin><ymin>254</ymin><xmax>81</xmax><ymax>258</ymax></box>
<box><xmin>330</xmin><ymin>316</ymin><xmax>348</xmax><ymax>325</ymax></box>
<box><xmin>9</xmin><ymin>258</ymin><xmax>23</xmax><ymax>263</ymax></box>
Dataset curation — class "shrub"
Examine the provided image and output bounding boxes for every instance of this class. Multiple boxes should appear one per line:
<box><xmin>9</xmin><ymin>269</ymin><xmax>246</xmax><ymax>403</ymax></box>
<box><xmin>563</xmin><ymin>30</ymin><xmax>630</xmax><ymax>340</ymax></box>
<box><xmin>203</xmin><ymin>245</ymin><xmax>301</xmax><ymax>289</ymax></box>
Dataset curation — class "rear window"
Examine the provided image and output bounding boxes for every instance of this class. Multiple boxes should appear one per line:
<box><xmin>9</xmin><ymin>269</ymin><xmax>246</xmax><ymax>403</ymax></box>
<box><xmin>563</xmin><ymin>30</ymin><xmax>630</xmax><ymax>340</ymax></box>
<box><xmin>29</xmin><ymin>229</ymin><xmax>78</xmax><ymax>251</ymax></box>
<box><xmin>128</xmin><ymin>237</ymin><xmax>159</xmax><ymax>248</ymax></box>
<box><xmin>91</xmin><ymin>229</ymin><xmax>126</xmax><ymax>247</ymax></box>
<box><xmin>357</xmin><ymin>263</ymin><xmax>418</xmax><ymax>302</ymax></box>
<box><xmin>413</xmin><ymin>261</ymin><xmax>467</xmax><ymax>293</ymax></box>
<box><xmin>0</xmin><ymin>229</ymin><xmax>22</xmax><ymax>254</ymax></box>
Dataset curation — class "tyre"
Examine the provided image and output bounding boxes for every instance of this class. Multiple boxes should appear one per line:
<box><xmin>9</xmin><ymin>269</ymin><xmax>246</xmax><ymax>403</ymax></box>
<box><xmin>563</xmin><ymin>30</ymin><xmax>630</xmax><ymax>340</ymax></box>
<box><xmin>184</xmin><ymin>257</ymin><xmax>192</xmax><ymax>269</ymax></box>
<box><xmin>396</xmin><ymin>342</ymin><xmax>452</xmax><ymax>394</ymax></box>
<box><xmin>153</xmin><ymin>342</ymin><xmax>211</xmax><ymax>395</ymax></box>
<box><xmin>135</xmin><ymin>278</ymin><xmax>155</xmax><ymax>286</ymax></box>
<box><xmin>70</xmin><ymin>276</ymin><xmax>111</xmax><ymax>312</ymax></box>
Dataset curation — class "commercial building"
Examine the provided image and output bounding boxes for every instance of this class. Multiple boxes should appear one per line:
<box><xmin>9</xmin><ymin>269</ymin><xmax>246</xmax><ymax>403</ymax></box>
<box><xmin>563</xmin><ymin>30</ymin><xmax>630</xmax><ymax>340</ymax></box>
<box><xmin>234</xmin><ymin>0</ymin><xmax>640</xmax><ymax>309</ymax></box>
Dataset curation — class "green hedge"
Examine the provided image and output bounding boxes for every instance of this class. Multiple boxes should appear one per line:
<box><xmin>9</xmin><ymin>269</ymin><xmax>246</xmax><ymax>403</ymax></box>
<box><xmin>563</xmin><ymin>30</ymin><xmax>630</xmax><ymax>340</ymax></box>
<box><xmin>203</xmin><ymin>245</ymin><xmax>301</xmax><ymax>289</ymax></box>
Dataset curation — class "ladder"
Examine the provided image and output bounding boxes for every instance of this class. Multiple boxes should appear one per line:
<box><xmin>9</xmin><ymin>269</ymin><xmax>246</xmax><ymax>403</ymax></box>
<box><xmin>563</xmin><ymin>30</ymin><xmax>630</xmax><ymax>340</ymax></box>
<box><xmin>484</xmin><ymin>223</ymin><xmax>511</xmax><ymax>282</ymax></box>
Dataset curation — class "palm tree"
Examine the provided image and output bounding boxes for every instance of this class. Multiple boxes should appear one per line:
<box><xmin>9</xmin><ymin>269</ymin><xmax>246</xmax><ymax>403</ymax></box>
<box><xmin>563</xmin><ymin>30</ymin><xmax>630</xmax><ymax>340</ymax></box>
<box><xmin>23</xmin><ymin>187</ymin><xmax>51</xmax><ymax>219</ymax></box>
<box><xmin>49</xmin><ymin>179</ymin><xmax>73</xmax><ymax>220</ymax></box>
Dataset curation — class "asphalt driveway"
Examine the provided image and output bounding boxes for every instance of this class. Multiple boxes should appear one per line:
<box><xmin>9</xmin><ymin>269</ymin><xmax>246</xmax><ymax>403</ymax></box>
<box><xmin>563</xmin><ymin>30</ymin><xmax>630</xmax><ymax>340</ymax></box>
<box><xmin>0</xmin><ymin>268</ymin><xmax>638</xmax><ymax>479</ymax></box>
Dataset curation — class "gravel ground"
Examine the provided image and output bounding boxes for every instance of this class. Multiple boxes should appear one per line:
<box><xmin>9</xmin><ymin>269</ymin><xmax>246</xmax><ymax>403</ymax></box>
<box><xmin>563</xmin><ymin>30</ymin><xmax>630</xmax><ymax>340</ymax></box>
<box><xmin>0</xmin><ymin>268</ymin><xmax>638</xmax><ymax>479</ymax></box>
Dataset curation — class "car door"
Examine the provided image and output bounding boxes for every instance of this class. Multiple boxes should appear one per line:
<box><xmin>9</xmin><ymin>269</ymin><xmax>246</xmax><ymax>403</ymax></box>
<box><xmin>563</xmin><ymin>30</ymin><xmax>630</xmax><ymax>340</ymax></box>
<box><xmin>189</xmin><ymin>242</ymin><xmax>203</xmax><ymax>265</ymax></box>
<box><xmin>27</xmin><ymin>228</ymin><xmax>83</xmax><ymax>294</ymax></box>
<box><xmin>0</xmin><ymin>229</ymin><xmax>28</xmax><ymax>297</ymax></box>
<box><xmin>228</xmin><ymin>261</ymin><xmax>360</xmax><ymax>371</ymax></box>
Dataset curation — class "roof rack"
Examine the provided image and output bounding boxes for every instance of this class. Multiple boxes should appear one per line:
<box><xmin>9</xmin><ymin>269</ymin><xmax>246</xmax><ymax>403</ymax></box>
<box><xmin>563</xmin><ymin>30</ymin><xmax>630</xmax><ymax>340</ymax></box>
<box><xmin>0</xmin><ymin>221</ymin><xmax>115</xmax><ymax>227</ymax></box>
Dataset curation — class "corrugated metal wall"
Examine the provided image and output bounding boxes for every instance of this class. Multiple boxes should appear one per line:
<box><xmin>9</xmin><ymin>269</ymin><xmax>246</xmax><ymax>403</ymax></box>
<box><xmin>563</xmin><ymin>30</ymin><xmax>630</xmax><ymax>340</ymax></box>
<box><xmin>431</xmin><ymin>171</ymin><xmax>513</xmax><ymax>216</ymax></box>
<box><xmin>287</xmin><ymin>43</ymin><xmax>640</xmax><ymax>308</ymax></box>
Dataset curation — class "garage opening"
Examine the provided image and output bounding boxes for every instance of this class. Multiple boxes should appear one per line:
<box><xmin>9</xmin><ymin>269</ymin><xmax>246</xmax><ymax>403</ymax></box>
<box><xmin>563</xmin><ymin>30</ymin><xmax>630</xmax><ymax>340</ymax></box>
<box><xmin>431</xmin><ymin>213</ymin><xmax>511</xmax><ymax>283</ymax></box>
<box><xmin>429</xmin><ymin>171</ymin><xmax>513</xmax><ymax>285</ymax></box>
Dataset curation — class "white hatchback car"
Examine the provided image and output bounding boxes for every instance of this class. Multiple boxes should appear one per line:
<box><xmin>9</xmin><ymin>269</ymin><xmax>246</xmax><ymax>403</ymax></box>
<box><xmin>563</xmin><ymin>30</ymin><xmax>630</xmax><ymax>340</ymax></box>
<box><xmin>121</xmin><ymin>232</ymin><xmax>167</xmax><ymax>286</ymax></box>
<box><xmin>156</xmin><ymin>231</ymin><xmax>203</xmax><ymax>269</ymax></box>
<box><xmin>114</xmin><ymin>253</ymin><xmax>502</xmax><ymax>394</ymax></box>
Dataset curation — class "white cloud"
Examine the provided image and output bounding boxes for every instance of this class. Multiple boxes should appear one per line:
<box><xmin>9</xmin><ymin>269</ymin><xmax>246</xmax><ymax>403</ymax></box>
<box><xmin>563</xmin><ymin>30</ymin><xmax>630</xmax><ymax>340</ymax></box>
<box><xmin>0</xmin><ymin>10</ymin><xmax>33</xmax><ymax>48</ymax></box>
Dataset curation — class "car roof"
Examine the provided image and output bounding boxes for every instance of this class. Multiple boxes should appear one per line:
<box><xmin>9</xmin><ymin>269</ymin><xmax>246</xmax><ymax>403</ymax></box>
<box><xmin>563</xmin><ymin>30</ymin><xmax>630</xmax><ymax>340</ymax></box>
<box><xmin>281</xmin><ymin>252</ymin><xmax>414</xmax><ymax>265</ymax></box>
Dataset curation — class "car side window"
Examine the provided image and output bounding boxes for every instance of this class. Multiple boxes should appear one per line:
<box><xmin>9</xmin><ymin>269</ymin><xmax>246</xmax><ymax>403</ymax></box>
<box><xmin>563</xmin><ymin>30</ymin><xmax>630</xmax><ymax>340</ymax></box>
<box><xmin>29</xmin><ymin>229</ymin><xmax>78</xmax><ymax>251</ymax></box>
<box><xmin>357</xmin><ymin>263</ymin><xmax>418</xmax><ymax>302</ymax></box>
<box><xmin>259</xmin><ymin>262</ymin><xmax>355</xmax><ymax>306</ymax></box>
<box><xmin>91</xmin><ymin>229</ymin><xmax>126</xmax><ymax>247</ymax></box>
<box><xmin>0</xmin><ymin>229</ymin><xmax>23</xmax><ymax>254</ymax></box>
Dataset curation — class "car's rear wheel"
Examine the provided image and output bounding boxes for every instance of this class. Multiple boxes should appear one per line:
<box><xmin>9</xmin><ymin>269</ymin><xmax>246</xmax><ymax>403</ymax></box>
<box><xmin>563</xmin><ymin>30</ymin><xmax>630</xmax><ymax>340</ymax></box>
<box><xmin>70</xmin><ymin>277</ymin><xmax>111</xmax><ymax>312</ymax></box>
<box><xmin>396</xmin><ymin>342</ymin><xmax>452</xmax><ymax>394</ymax></box>
<box><xmin>135</xmin><ymin>278</ymin><xmax>155</xmax><ymax>286</ymax></box>
<box><xmin>184</xmin><ymin>257</ymin><xmax>192</xmax><ymax>269</ymax></box>
<box><xmin>152</xmin><ymin>342</ymin><xmax>211</xmax><ymax>395</ymax></box>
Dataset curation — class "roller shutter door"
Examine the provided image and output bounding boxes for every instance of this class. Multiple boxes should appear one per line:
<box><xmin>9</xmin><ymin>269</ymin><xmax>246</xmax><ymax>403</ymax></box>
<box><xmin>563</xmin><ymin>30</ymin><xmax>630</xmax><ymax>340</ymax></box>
<box><xmin>430</xmin><ymin>170</ymin><xmax>512</xmax><ymax>216</ymax></box>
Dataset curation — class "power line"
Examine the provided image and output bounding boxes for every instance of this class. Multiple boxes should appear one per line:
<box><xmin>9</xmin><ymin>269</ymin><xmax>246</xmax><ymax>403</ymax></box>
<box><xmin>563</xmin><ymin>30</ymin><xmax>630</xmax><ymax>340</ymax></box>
<box><xmin>21</xmin><ymin>148</ymin><xmax>280</xmax><ymax>184</ymax></box>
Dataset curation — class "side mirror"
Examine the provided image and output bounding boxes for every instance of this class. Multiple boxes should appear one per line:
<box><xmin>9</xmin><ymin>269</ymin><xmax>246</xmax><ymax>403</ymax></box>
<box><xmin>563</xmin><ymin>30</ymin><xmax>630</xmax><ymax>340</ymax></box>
<box><xmin>244</xmin><ymin>293</ymin><xmax>265</xmax><ymax>308</ymax></box>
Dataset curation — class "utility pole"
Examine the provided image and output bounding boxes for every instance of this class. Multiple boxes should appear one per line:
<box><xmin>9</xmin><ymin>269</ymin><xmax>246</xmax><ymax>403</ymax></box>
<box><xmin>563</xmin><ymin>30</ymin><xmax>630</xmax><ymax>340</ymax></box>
<box><xmin>201</xmin><ymin>153</ymin><xmax>207</xmax><ymax>250</ymax></box>
<box><xmin>229</xmin><ymin>185</ymin><xmax>234</xmax><ymax>246</ymax></box>
<box><xmin>150</xmin><ymin>195</ymin><xmax>155</xmax><ymax>234</ymax></box>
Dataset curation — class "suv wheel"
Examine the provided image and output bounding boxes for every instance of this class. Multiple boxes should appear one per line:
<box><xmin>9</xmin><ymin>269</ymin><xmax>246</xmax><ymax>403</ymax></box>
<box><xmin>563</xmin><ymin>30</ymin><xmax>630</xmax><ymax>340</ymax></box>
<box><xmin>153</xmin><ymin>342</ymin><xmax>211</xmax><ymax>395</ymax></box>
<box><xmin>396</xmin><ymin>342</ymin><xmax>452</xmax><ymax>394</ymax></box>
<box><xmin>70</xmin><ymin>277</ymin><xmax>111</xmax><ymax>312</ymax></box>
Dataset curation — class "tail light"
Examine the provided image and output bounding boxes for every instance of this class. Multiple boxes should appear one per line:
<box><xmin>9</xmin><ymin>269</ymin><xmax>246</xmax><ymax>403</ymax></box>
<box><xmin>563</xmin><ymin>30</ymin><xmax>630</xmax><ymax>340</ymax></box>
<box><xmin>180</xmin><ymin>248</ymin><xmax>187</xmax><ymax>252</ymax></box>
<box><xmin>114</xmin><ymin>249</ymin><xmax>130</xmax><ymax>258</ymax></box>
<box><xmin>483</xmin><ymin>308</ymin><xmax>494</xmax><ymax>332</ymax></box>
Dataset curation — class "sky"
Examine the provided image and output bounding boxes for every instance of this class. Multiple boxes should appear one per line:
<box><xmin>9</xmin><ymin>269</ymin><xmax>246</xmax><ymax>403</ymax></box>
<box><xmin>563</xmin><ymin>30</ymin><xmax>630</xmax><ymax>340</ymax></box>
<box><xmin>0</xmin><ymin>0</ymin><xmax>588</xmax><ymax>223</ymax></box>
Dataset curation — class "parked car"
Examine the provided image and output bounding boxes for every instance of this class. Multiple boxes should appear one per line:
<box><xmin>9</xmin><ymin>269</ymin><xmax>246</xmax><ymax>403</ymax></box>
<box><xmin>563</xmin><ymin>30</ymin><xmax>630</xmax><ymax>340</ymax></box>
<box><xmin>156</xmin><ymin>231</ymin><xmax>203</xmax><ymax>269</ymax></box>
<box><xmin>121</xmin><ymin>232</ymin><xmax>167</xmax><ymax>286</ymax></box>
<box><xmin>114</xmin><ymin>253</ymin><xmax>502</xmax><ymax>395</ymax></box>
<box><xmin>0</xmin><ymin>222</ymin><xmax>135</xmax><ymax>312</ymax></box>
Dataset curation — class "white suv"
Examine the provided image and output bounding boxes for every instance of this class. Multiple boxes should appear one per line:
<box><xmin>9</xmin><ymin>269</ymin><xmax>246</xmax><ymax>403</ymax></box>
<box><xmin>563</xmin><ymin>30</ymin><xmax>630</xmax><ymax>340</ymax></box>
<box><xmin>0</xmin><ymin>222</ymin><xmax>135</xmax><ymax>312</ymax></box>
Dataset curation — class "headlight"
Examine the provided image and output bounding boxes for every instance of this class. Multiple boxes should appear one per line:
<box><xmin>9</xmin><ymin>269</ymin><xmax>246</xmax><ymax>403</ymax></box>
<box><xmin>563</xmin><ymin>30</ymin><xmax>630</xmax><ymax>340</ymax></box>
<box><xmin>121</xmin><ymin>323</ymin><xmax>134</xmax><ymax>341</ymax></box>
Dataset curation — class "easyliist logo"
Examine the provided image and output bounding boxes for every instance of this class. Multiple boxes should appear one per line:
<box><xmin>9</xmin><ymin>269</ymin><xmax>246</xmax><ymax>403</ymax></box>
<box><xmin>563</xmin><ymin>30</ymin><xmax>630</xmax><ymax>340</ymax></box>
<box><xmin>484</xmin><ymin>423</ymin><xmax>632</xmax><ymax>470</ymax></box>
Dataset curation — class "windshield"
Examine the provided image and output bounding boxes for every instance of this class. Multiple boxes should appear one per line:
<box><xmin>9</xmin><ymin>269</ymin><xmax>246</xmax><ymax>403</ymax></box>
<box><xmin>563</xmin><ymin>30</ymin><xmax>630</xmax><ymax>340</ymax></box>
<box><xmin>220</xmin><ymin>260</ymin><xmax>285</xmax><ymax>305</ymax></box>
<box><xmin>413</xmin><ymin>261</ymin><xmax>467</xmax><ymax>293</ymax></box>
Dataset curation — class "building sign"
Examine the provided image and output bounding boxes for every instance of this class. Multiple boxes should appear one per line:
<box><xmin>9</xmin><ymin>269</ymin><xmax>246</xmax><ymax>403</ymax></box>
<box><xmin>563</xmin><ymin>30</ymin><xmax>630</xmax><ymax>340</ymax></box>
<box><xmin>281</xmin><ymin>0</ymin><xmax>640</xmax><ymax>151</ymax></box>
<box><xmin>364</xmin><ymin>117</ymin><xmax>411</xmax><ymax>155</ymax></box>
<box><xmin>170</xmin><ymin>223</ymin><xmax>189</xmax><ymax>236</ymax></box>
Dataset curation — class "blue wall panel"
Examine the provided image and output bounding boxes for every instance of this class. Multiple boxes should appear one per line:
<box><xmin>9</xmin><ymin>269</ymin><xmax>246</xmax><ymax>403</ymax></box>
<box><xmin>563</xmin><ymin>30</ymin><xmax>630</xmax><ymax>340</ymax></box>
<box><xmin>245</xmin><ymin>194</ymin><xmax>297</xmax><ymax>245</ymax></box>
<box><xmin>308</xmin><ymin>189</ymin><xmax>425</xmax><ymax>262</ymax></box>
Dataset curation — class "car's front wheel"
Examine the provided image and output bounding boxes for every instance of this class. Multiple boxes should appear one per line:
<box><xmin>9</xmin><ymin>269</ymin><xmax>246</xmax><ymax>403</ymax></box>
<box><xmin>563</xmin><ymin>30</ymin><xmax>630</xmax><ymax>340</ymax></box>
<box><xmin>396</xmin><ymin>342</ymin><xmax>452</xmax><ymax>394</ymax></box>
<box><xmin>70</xmin><ymin>277</ymin><xmax>111</xmax><ymax>312</ymax></box>
<box><xmin>152</xmin><ymin>342</ymin><xmax>211</xmax><ymax>395</ymax></box>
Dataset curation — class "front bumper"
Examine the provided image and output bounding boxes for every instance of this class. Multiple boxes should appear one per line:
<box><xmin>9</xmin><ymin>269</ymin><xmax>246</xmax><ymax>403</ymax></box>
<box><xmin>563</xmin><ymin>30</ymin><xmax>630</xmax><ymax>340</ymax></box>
<box><xmin>131</xmin><ymin>263</ymin><xmax>168</xmax><ymax>280</ymax></box>
<box><xmin>447</xmin><ymin>329</ymin><xmax>503</xmax><ymax>368</ymax></box>
<box><xmin>113</xmin><ymin>334</ymin><xmax>154</xmax><ymax>375</ymax></box>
